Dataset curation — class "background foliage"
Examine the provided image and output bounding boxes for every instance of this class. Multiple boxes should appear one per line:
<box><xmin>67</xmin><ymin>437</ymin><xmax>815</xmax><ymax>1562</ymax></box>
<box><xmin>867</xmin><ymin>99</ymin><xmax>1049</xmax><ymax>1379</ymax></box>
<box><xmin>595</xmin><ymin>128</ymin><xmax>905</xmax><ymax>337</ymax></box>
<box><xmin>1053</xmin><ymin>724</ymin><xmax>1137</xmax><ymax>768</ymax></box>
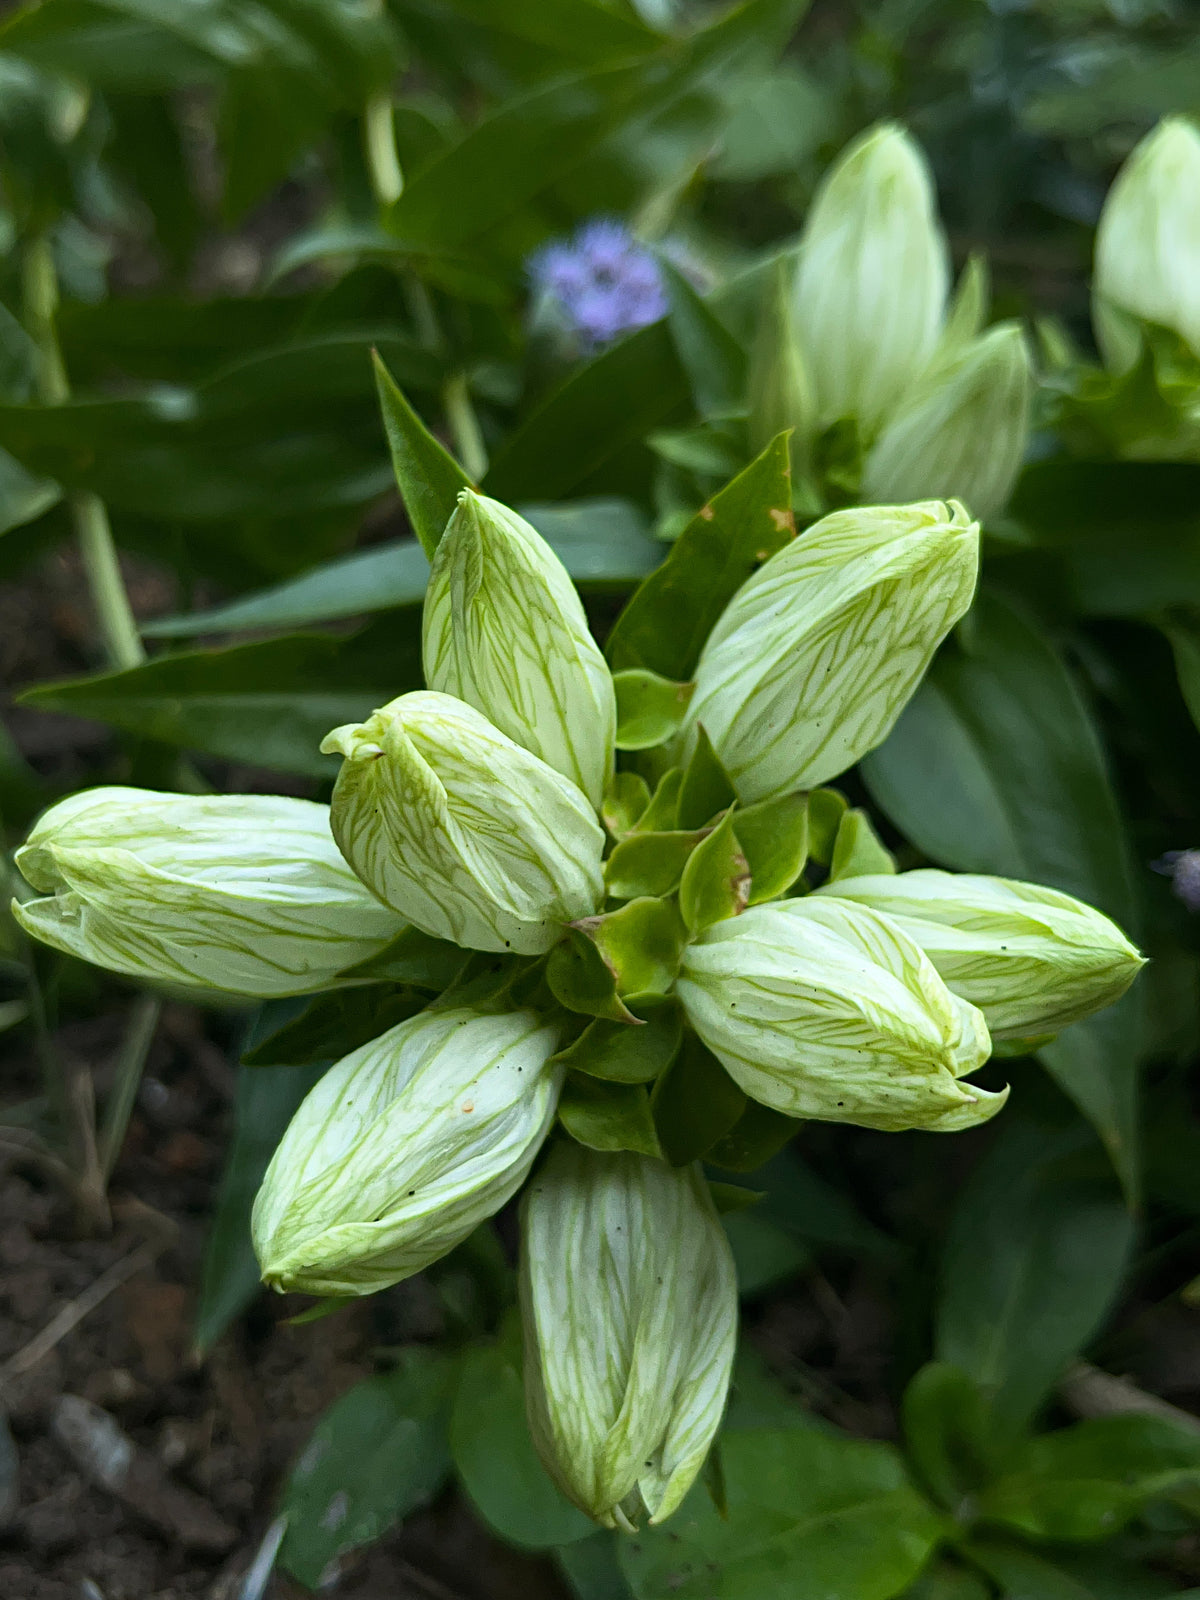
<box><xmin>2</xmin><ymin>1</ymin><xmax>1200</xmax><ymax>1596</ymax></box>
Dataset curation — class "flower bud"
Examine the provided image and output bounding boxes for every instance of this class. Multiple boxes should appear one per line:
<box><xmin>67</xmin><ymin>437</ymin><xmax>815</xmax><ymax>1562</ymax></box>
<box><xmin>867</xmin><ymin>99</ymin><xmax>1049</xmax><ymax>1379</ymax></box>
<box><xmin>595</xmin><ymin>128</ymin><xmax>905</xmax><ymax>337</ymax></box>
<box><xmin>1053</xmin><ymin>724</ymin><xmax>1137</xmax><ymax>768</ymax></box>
<box><xmin>862</xmin><ymin>324</ymin><xmax>1033</xmax><ymax>521</ymax></box>
<box><xmin>1094</xmin><ymin>117</ymin><xmax>1200</xmax><ymax>371</ymax></box>
<box><xmin>322</xmin><ymin>692</ymin><xmax>604</xmax><ymax>955</ymax></box>
<box><xmin>676</xmin><ymin>897</ymin><xmax>1005</xmax><ymax>1132</ymax></box>
<box><xmin>793</xmin><ymin>122</ymin><xmax>949</xmax><ymax>437</ymax></box>
<box><xmin>423</xmin><ymin>490</ymin><xmax>616</xmax><ymax>808</ymax></box>
<box><xmin>521</xmin><ymin>1142</ymin><xmax>736</xmax><ymax>1530</ymax></box>
<box><xmin>818</xmin><ymin>869</ymin><xmax>1145</xmax><ymax>1040</ymax></box>
<box><xmin>13</xmin><ymin>787</ymin><xmax>401</xmax><ymax>997</ymax></box>
<box><xmin>682</xmin><ymin>501</ymin><xmax>979</xmax><ymax>802</ymax></box>
<box><xmin>253</xmin><ymin>1005</ymin><xmax>561</xmax><ymax>1296</ymax></box>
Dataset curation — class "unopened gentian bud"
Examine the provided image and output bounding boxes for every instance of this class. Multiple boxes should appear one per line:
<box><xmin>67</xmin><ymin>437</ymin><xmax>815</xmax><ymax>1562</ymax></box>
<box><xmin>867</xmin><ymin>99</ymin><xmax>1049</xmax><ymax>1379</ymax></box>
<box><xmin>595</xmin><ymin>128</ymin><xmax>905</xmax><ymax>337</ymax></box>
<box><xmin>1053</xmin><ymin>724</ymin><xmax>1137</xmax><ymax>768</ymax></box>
<box><xmin>1094</xmin><ymin>117</ymin><xmax>1200</xmax><ymax>371</ymax></box>
<box><xmin>13</xmin><ymin>788</ymin><xmax>401</xmax><ymax>996</ymax></box>
<box><xmin>862</xmin><ymin>324</ymin><xmax>1034</xmax><ymax>521</ymax></box>
<box><xmin>521</xmin><ymin>1142</ymin><xmax>736</xmax><ymax>1530</ymax></box>
<box><xmin>682</xmin><ymin>501</ymin><xmax>979</xmax><ymax>802</ymax></box>
<box><xmin>677</xmin><ymin>897</ymin><xmax>1005</xmax><ymax>1131</ymax></box>
<box><xmin>322</xmin><ymin>692</ymin><xmax>604</xmax><ymax>955</ymax></box>
<box><xmin>819</xmin><ymin>870</ymin><xmax>1145</xmax><ymax>1039</ymax></box>
<box><xmin>793</xmin><ymin>122</ymin><xmax>949</xmax><ymax>437</ymax></box>
<box><xmin>253</xmin><ymin>1005</ymin><xmax>561</xmax><ymax>1296</ymax></box>
<box><xmin>423</xmin><ymin>491</ymin><xmax>616</xmax><ymax>808</ymax></box>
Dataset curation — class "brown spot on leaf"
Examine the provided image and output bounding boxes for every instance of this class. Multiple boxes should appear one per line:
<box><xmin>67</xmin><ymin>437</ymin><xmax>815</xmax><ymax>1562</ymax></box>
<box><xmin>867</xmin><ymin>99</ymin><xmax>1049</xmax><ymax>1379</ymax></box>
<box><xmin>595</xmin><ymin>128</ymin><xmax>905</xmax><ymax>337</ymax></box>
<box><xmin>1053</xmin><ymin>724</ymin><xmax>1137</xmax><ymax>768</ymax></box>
<box><xmin>768</xmin><ymin>507</ymin><xmax>796</xmax><ymax>534</ymax></box>
<box><xmin>698</xmin><ymin>504</ymin><xmax>715</xmax><ymax>521</ymax></box>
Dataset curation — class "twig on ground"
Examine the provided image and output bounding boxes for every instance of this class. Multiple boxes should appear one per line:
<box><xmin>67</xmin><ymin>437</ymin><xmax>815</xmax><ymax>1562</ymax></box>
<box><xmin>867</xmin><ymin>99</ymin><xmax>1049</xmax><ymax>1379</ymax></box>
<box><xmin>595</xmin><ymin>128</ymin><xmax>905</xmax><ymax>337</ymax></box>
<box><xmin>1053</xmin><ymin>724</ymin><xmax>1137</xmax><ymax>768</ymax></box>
<box><xmin>1060</xmin><ymin>1362</ymin><xmax>1200</xmax><ymax>1433</ymax></box>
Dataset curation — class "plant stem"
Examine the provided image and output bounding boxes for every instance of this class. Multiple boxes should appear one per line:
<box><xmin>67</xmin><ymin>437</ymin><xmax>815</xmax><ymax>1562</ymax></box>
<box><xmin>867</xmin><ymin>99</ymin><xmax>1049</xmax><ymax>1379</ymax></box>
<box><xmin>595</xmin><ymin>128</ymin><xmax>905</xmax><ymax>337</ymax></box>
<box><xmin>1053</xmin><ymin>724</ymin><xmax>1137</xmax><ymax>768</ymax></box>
<box><xmin>98</xmin><ymin>994</ymin><xmax>162</xmax><ymax>1183</ymax></box>
<box><xmin>22</xmin><ymin>235</ymin><xmax>145</xmax><ymax>672</ymax></box>
<box><xmin>364</xmin><ymin>90</ymin><xmax>404</xmax><ymax>206</ymax></box>
<box><xmin>443</xmin><ymin>373</ymin><xmax>488</xmax><ymax>482</ymax></box>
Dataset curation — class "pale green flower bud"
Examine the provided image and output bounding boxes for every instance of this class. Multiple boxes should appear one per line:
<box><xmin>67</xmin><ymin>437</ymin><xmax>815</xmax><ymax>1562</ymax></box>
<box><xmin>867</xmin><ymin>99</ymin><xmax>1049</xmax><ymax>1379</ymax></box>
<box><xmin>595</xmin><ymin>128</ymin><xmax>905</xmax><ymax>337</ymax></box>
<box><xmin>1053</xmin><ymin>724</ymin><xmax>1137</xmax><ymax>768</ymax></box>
<box><xmin>253</xmin><ymin>1005</ymin><xmax>561</xmax><ymax>1296</ymax></box>
<box><xmin>793</xmin><ymin>122</ymin><xmax>950</xmax><ymax>437</ymax></box>
<box><xmin>677</xmin><ymin>897</ymin><xmax>1005</xmax><ymax>1132</ymax></box>
<box><xmin>862</xmin><ymin>324</ymin><xmax>1034</xmax><ymax>521</ymax></box>
<box><xmin>423</xmin><ymin>491</ymin><xmax>616</xmax><ymax>810</ymax></box>
<box><xmin>322</xmin><ymin>692</ymin><xmax>604</xmax><ymax>955</ymax></box>
<box><xmin>521</xmin><ymin>1142</ymin><xmax>736</xmax><ymax>1530</ymax></box>
<box><xmin>13</xmin><ymin>788</ymin><xmax>401</xmax><ymax>997</ymax></box>
<box><xmin>683</xmin><ymin>501</ymin><xmax>979</xmax><ymax>803</ymax></box>
<box><xmin>1095</xmin><ymin>117</ymin><xmax>1200</xmax><ymax>371</ymax></box>
<box><xmin>818</xmin><ymin>869</ymin><xmax>1145</xmax><ymax>1040</ymax></box>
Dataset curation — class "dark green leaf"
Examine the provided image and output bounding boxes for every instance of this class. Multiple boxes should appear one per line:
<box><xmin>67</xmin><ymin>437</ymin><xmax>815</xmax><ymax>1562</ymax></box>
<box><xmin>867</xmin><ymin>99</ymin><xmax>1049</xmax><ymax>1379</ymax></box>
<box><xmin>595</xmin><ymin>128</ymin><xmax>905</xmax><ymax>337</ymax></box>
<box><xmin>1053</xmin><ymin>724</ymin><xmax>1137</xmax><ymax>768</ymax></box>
<box><xmin>451</xmin><ymin>1336</ymin><xmax>593</xmax><ymax>1550</ymax></box>
<box><xmin>278</xmin><ymin>1348</ymin><xmax>454</xmax><ymax>1589</ymax></box>
<box><xmin>373</xmin><ymin>352</ymin><xmax>473</xmax><ymax>558</ymax></box>
<box><xmin>242</xmin><ymin>986</ymin><xmax>428</xmax><ymax>1068</ymax></box>
<box><xmin>723</xmin><ymin>1209</ymin><xmax>810</xmax><ymax>1297</ymax></box>
<box><xmin>652</xmin><ymin>1031</ymin><xmax>746</xmax><ymax>1166</ymax></box>
<box><xmin>662</xmin><ymin>260</ymin><xmax>748</xmax><ymax>421</ymax></box>
<box><xmin>679</xmin><ymin>809</ymin><xmax>750</xmax><ymax>933</ymax></box>
<box><xmin>335</xmin><ymin>926</ymin><xmax>471</xmax><ymax>990</ymax></box>
<box><xmin>558</xmin><ymin>1531</ymin><xmax>636</xmax><ymax>1600</ymax></box>
<box><xmin>902</xmin><ymin>1363</ymin><xmax>999</xmax><ymax>1513</ymax></box>
<box><xmin>676</xmin><ymin>726</ymin><xmax>737</xmax><ymax>830</ymax></box>
<box><xmin>553</xmin><ymin>995</ymin><xmax>682</xmax><ymax>1084</ymax></box>
<box><xmin>547</xmin><ymin>927</ymin><xmax>637</xmax><ymax>1023</ymax></box>
<box><xmin>559</xmin><ymin>1076</ymin><xmax>662</xmax><ymax>1158</ymax></box>
<box><xmin>706</xmin><ymin>1101</ymin><xmax>800</xmax><ymax>1173</ymax></box>
<box><xmin>806</xmin><ymin>788</ymin><xmax>848</xmax><ymax>867</ymax></box>
<box><xmin>613</xmin><ymin>669</ymin><xmax>695</xmax><ymax>751</ymax></box>
<box><xmin>619</xmin><ymin>1426</ymin><xmax>943</xmax><ymax>1600</ymax></box>
<box><xmin>606</xmin><ymin>434</ymin><xmax>795</xmax><ymax>679</ymax></box>
<box><xmin>736</xmin><ymin>793</ymin><xmax>808</xmax><ymax>904</ymax></box>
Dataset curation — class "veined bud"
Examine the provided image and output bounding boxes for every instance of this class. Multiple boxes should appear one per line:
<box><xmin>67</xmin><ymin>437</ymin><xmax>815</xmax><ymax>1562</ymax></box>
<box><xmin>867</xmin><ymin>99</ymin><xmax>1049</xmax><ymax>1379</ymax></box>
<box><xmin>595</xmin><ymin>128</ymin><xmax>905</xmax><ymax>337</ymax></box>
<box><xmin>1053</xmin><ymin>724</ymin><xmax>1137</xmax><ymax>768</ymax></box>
<box><xmin>683</xmin><ymin>501</ymin><xmax>979</xmax><ymax>802</ymax></box>
<box><xmin>1094</xmin><ymin>117</ymin><xmax>1200</xmax><ymax>372</ymax></box>
<box><xmin>862</xmin><ymin>324</ymin><xmax>1034</xmax><ymax>521</ymax></box>
<box><xmin>12</xmin><ymin>788</ymin><xmax>400</xmax><ymax>997</ymax></box>
<box><xmin>818</xmin><ymin>869</ymin><xmax>1145</xmax><ymax>1040</ymax></box>
<box><xmin>423</xmin><ymin>491</ymin><xmax>616</xmax><ymax>809</ymax></box>
<box><xmin>322</xmin><ymin>692</ymin><xmax>605</xmax><ymax>955</ymax></box>
<box><xmin>793</xmin><ymin>122</ymin><xmax>949</xmax><ymax>437</ymax></box>
<box><xmin>521</xmin><ymin>1143</ymin><xmax>736</xmax><ymax>1530</ymax></box>
<box><xmin>676</xmin><ymin>897</ymin><xmax>1006</xmax><ymax>1132</ymax></box>
<box><xmin>253</xmin><ymin>1005</ymin><xmax>561</xmax><ymax>1296</ymax></box>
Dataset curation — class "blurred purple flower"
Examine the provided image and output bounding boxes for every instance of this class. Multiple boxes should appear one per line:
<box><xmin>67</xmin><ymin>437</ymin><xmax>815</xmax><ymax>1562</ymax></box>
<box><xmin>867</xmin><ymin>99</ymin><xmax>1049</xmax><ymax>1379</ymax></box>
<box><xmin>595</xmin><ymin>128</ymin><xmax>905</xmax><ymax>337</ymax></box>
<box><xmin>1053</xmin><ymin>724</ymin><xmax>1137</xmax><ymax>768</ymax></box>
<box><xmin>1154</xmin><ymin>848</ymin><xmax>1200</xmax><ymax>911</ymax></box>
<box><xmin>528</xmin><ymin>218</ymin><xmax>668</xmax><ymax>347</ymax></box>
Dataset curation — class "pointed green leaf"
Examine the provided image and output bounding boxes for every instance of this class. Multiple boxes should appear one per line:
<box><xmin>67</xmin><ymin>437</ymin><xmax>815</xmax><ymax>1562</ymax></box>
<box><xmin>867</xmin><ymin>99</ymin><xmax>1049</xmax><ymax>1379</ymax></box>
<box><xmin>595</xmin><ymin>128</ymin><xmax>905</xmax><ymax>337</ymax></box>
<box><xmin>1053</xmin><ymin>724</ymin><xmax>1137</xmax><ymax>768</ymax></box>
<box><xmin>373</xmin><ymin>350</ymin><xmax>472</xmax><ymax>559</ymax></box>
<box><xmin>707</xmin><ymin>1102</ymin><xmax>800</xmax><ymax>1173</ymax></box>
<box><xmin>662</xmin><ymin>260</ymin><xmax>748</xmax><ymax>421</ymax></box>
<box><xmin>613</xmin><ymin>669</ymin><xmax>695</xmax><ymax>751</ymax></box>
<box><xmin>679</xmin><ymin>811</ymin><xmax>750</xmax><ymax>934</ymax></box>
<box><xmin>602</xmin><ymin>771</ymin><xmax>652</xmax><ymax>839</ymax></box>
<box><xmin>652</xmin><ymin>1032</ymin><xmax>747</xmax><ymax>1166</ymax></box>
<box><xmin>806</xmin><ymin>787</ymin><xmax>848</xmax><ymax>867</ymax></box>
<box><xmin>553</xmin><ymin>995</ymin><xmax>683</xmax><ymax>1085</ymax></box>
<box><xmin>241</xmin><ymin>986</ymin><xmax>428</xmax><ymax>1068</ymax></box>
<box><xmin>677</xmin><ymin>726</ymin><xmax>737</xmax><ymax>830</ymax></box>
<box><xmin>604</xmin><ymin>829</ymin><xmax>703</xmax><ymax>901</ymax></box>
<box><xmin>559</xmin><ymin>1076</ymin><xmax>663</xmax><ymax>1158</ymax></box>
<box><xmin>829</xmin><ymin>808</ymin><xmax>895</xmax><ymax>882</ymax></box>
<box><xmin>546</xmin><ymin>928</ymin><xmax>637</xmax><ymax>1023</ymax></box>
<box><xmin>736</xmin><ymin>793</ymin><xmax>809</xmax><ymax>904</ymax></box>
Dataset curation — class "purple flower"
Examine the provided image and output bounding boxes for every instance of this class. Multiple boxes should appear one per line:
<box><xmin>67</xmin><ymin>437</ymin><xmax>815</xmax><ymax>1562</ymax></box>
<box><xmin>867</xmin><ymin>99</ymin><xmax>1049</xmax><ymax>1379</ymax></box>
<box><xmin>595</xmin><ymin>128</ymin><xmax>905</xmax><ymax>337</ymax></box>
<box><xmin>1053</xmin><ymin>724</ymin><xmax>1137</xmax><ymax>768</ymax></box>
<box><xmin>1154</xmin><ymin>849</ymin><xmax>1200</xmax><ymax>911</ymax></box>
<box><xmin>528</xmin><ymin>218</ymin><xmax>668</xmax><ymax>347</ymax></box>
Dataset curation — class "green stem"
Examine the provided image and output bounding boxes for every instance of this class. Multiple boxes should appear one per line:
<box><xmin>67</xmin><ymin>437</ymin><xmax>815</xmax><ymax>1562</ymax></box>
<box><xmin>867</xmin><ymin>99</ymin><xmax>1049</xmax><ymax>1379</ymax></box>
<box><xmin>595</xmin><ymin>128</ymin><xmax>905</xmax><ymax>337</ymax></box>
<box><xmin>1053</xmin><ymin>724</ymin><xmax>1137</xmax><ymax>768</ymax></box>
<box><xmin>22</xmin><ymin>236</ymin><xmax>145</xmax><ymax>672</ymax></box>
<box><xmin>443</xmin><ymin>373</ymin><xmax>488</xmax><ymax>482</ymax></box>
<box><xmin>364</xmin><ymin>91</ymin><xmax>404</xmax><ymax>206</ymax></box>
<box><xmin>98</xmin><ymin>994</ymin><xmax>161</xmax><ymax>1182</ymax></box>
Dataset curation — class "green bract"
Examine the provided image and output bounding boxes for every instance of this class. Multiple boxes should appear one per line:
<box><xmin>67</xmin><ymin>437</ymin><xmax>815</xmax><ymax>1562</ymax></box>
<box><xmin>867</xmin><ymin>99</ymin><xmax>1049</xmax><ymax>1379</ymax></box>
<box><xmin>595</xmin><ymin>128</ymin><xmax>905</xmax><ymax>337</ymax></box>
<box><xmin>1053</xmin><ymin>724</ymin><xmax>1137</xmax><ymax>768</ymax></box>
<box><xmin>1094</xmin><ymin>116</ymin><xmax>1200</xmax><ymax>372</ymax></box>
<box><xmin>423</xmin><ymin>490</ymin><xmax>616</xmax><ymax>809</ymax></box>
<box><xmin>521</xmin><ymin>1142</ymin><xmax>737</xmax><ymax>1531</ymax></box>
<box><xmin>681</xmin><ymin>500</ymin><xmax>979</xmax><ymax>802</ymax></box>
<box><xmin>253</xmin><ymin>1005</ymin><xmax>561</xmax><ymax>1296</ymax></box>
<box><xmin>322</xmin><ymin>691</ymin><xmax>605</xmax><ymax>955</ymax></box>
<box><xmin>12</xmin><ymin>789</ymin><xmax>401</xmax><ymax>997</ymax></box>
<box><xmin>818</xmin><ymin>870</ymin><xmax>1146</xmax><ymax>1040</ymax></box>
<box><xmin>676</xmin><ymin>898</ymin><xmax>1005</xmax><ymax>1131</ymax></box>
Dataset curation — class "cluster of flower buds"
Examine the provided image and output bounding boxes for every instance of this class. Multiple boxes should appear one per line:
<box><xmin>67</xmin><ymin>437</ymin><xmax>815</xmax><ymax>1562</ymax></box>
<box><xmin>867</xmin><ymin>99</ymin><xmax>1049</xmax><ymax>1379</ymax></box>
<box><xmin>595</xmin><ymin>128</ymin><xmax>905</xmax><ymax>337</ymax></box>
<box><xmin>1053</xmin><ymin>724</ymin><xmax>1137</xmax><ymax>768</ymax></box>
<box><xmin>752</xmin><ymin>122</ymin><xmax>1034</xmax><ymax>520</ymax></box>
<box><xmin>13</xmin><ymin>484</ymin><xmax>1144</xmax><ymax>1529</ymax></box>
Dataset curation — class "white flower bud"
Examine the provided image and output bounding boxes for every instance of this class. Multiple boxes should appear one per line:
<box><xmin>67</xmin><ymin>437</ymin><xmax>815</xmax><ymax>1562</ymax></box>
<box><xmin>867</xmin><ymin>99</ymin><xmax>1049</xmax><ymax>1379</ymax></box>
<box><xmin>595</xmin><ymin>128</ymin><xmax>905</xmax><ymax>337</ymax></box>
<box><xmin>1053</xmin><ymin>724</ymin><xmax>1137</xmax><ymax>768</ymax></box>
<box><xmin>682</xmin><ymin>501</ymin><xmax>979</xmax><ymax>803</ymax></box>
<box><xmin>521</xmin><ymin>1143</ymin><xmax>736</xmax><ymax>1530</ymax></box>
<box><xmin>793</xmin><ymin>122</ymin><xmax>949</xmax><ymax>437</ymax></box>
<box><xmin>862</xmin><ymin>323</ymin><xmax>1034</xmax><ymax>521</ymax></box>
<box><xmin>818</xmin><ymin>869</ymin><xmax>1145</xmax><ymax>1040</ymax></box>
<box><xmin>253</xmin><ymin>1005</ymin><xmax>561</xmax><ymax>1296</ymax></box>
<box><xmin>423</xmin><ymin>491</ymin><xmax>616</xmax><ymax>808</ymax></box>
<box><xmin>1095</xmin><ymin>117</ymin><xmax>1200</xmax><ymax>371</ymax></box>
<box><xmin>322</xmin><ymin>692</ymin><xmax>604</xmax><ymax>955</ymax></box>
<box><xmin>13</xmin><ymin>788</ymin><xmax>400</xmax><ymax>997</ymax></box>
<box><xmin>676</xmin><ymin>897</ymin><xmax>1005</xmax><ymax>1132</ymax></box>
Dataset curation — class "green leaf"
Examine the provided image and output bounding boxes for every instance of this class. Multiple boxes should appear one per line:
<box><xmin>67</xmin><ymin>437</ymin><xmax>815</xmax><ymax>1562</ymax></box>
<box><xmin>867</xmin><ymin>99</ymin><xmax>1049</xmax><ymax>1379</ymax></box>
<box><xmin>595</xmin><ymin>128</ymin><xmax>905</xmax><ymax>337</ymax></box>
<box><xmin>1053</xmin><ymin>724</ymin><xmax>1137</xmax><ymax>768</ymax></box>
<box><xmin>652</xmin><ymin>1031</ymin><xmax>746</xmax><ymax>1166</ymax></box>
<box><xmin>559</xmin><ymin>1076</ymin><xmax>663</xmax><ymax>1157</ymax></box>
<box><xmin>806</xmin><ymin>788</ymin><xmax>848</xmax><ymax>867</ymax></box>
<box><xmin>558</xmin><ymin>1531</ymin><xmax>636</xmax><ymax>1600</ymax></box>
<box><xmin>277</xmin><ymin>1348</ymin><xmax>454</xmax><ymax>1589</ymax></box>
<box><xmin>619</xmin><ymin>1426</ymin><xmax>944</xmax><ymax>1600</ymax></box>
<box><xmin>613</xmin><ymin>669</ymin><xmax>695</xmax><ymax>751</ymax></box>
<box><xmin>606</xmin><ymin>433</ymin><xmax>795</xmax><ymax>679</ymax></box>
<box><xmin>637</xmin><ymin>767</ymin><xmax>685</xmax><ymax>832</ymax></box>
<box><xmin>723</xmin><ymin>1209</ymin><xmax>810</xmax><ymax>1297</ymax></box>
<box><xmin>19</xmin><ymin>617</ymin><xmax>419</xmax><ymax>778</ymax></box>
<box><xmin>451</xmin><ymin>1336</ymin><xmax>593</xmax><ymax>1551</ymax></box>
<box><xmin>964</xmin><ymin>1539</ymin><xmax>1120</xmax><ymax>1600</ymax></box>
<box><xmin>335</xmin><ymin>925</ymin><xmax>471</xmax><ymax>990</ymax></box>
<box><xmin>898</xmin><ymin>1564</ymin><xmax>990</xmax><ymax>1600</ymax></box>
<box><xmin>902</xmin><ymin>1363</ymin><xmax>998</xmax><ymax>1514</ymax></box>
<box><xmin>373</xmin><ymin>352</ymin><xmax>473</xmax><ymax>559</ymax></box>
<box><xmin>580</xmin><ymin>897</ymin><xmax>689</xmax><ymax>998</ymax></box>
<box><xmin>829</xmin><ymin>809</ymin><xmax>895</xmax><ymax>882</ymax></box>
<box><xmin>194</xmin><ymin>1015</ymin><xmax>325</xmax><ymax>1355</ymax></box>
<box><xmin>241</xmin><ymin>986</ymin><xmax>428</xmax><ymax>1068</ymax></box>
<box><xmin>602</xmin><ymin>771</ymin><xmax>652</xmax><ymax>840</ymax></box>
<box><xmin>662</xmin><ymin>259</ymin><xmax>748</xmax><ymax>421</ymax></box>
<box><xmin>706</xmin><ymin>1101</ymin><xmax>800</xmax><ymax>1174</ymax></box>
<box><xmin>860</xmin><ymin>590</ymin><xmax>1140</xmax><ymax>1193</ymax></box>
<box><xmin>547</xmin><ymin>926</ymin><xmax>639</xmax><ymax>1023</ymax></box>
<box><xmin>605</xmin><ymin>829</ymin><xmax>701</xmax><ymax>901</ymax></box>
<box><xmin>736</xmin><ymin>793</ymin><xmax>809</xmax><ymax>904</ymax></box>
<box><xmin>679</xmin><ymin>809</ymin><xmax>750</xmax><ymax>933</ymax></box>
<box><xmin>935</xmin><ymin>1118</ymin><xmax>1135</xmax><ymax>1453</ymax></box>
<box><xmin>976</xmin><ymin>1413</ymin><xmax>1200</xmax><ymax>1543</ymax></box>
<box><xmin>552</xmin><ymin>995</ymin><xmax>683</xmax><ymax>1084</ymax></box>
<box><xmin>677</xmin><ymin>725</ymin><xmax>737</xmax><ymax>830</ymax></box>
